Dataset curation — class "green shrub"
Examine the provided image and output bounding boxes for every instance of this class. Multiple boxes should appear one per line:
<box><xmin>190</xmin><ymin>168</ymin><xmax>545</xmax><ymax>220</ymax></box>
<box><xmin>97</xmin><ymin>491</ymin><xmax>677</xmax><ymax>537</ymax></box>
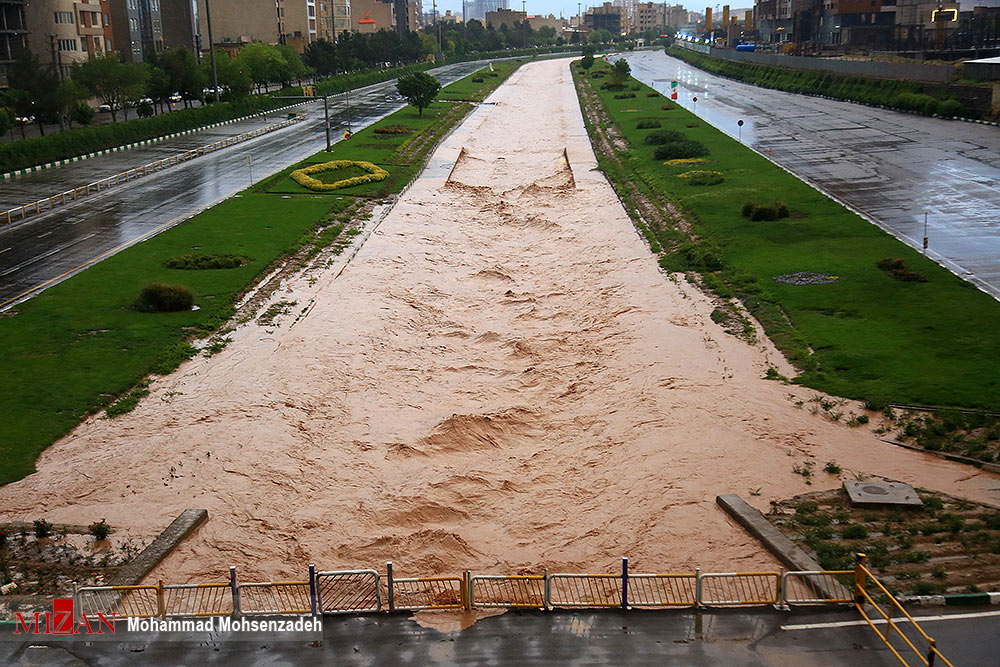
<box><xmin>741</xmin><ymin>201</ymin><xmax>754</xmax><ymax>217</ymax></box>
<box><xmin>33</xmin><ymin>519</ymin><xmax>53</xmax><ymax>538</ymax></box>
<box><xmin>938</xmin><ymin>99</ymin><xmax>962</xmax><ymax>117</ymax></box>
<box><xmin>373</xmin><ymin>125</ymin><xmax>412</xmax><ymax>135</ymax></box>
<box><xmin>636</xmin><ymin>119</ymin><xmax>661</xmax><ymax>129</ymax></box>
<box><xmin>877</xmin><ymin>258</ymin><xmax>928</xmax><ymax>283</ymax></box>
<box><xmin>472</xmin><ymin>77</ymin><xmax>485</xmax><ymax>83</ymax></box>
<box><xmin>133</xmin><ymin>283</ymin><xmax>194</xmax><ymax>312</ymax></box>
<box><xmin>678</xmin><ymin>240</ymin><xmax>723</xmax><ymax>269</ymax></box>
<box><xmin>164</xmin><ymin>253</ymin><xmax>252</xmax><ymax>270</ymax></box>
<box><xmin>643</xmin><ymin>129</ymin><xmax>686</xmax><ymax>145</ymax></box>
<box><xmin>89</xmin><ymin>519</ymin><xmax>111</xmax><ymax>540</ymax></box>
<box><xmin>646</xmin><ymin>92</ymin><xmax>660</xmax><ymax>97</ymax></box>
<box><xmin>840</xmin><ymin>524</ymin><xmax>868</xmax><ymax>539</ymax></box>
<box><xmin>683</xmin><ymin>170</ymin><xmax>723</xmax><ymax>186</ymax></box>
<box><xmin>613</xmin><ymin>92</ymin><xmax>637</xmax><ymax>99</ymax></box>
<box><xmin>660</xmin><ymin>104</ymin><xmax>674</xmax><ymax>110</ymax></box>
<box><xmin>653</xmin><ymin>139</ymin><xmax>709</xmax><ymax>160</ymax></box>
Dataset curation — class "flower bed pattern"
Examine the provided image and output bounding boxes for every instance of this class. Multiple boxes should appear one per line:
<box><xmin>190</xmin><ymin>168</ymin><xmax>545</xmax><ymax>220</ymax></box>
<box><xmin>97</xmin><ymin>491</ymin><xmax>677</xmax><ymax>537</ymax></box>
<box><xmin>290</xmin><ymin>160</ymin><xmax>389</xmax><ymax>192</ymax></box>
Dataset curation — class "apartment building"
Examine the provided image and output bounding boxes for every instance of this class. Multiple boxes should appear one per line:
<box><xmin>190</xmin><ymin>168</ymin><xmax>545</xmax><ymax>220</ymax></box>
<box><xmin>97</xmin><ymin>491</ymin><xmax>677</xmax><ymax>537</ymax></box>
<box><xmin>1</xmin><ymin>0</ymin><xmax>29</xmax><ymax>84</ymax></box>
<box><xmin>351</xmin><ymin>0</ymin><xmax>393</xmax><ymax>32</ymax></box>
<box><xmin>25</xmin><ymin>0</ymin><xmax>114</xmax><ymax>77</ymax></box>
<box><xmin>585</xmin><ymin>2</ymin><xmax>624</xmax><ymax>34</ymax></box>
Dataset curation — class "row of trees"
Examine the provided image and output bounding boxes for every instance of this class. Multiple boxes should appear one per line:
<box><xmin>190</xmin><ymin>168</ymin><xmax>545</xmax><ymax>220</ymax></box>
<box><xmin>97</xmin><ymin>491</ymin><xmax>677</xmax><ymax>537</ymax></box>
<box><xmin>1</xmin><ymin>42</ymin><xmax>309</xmax><ymax>139</ymax></box>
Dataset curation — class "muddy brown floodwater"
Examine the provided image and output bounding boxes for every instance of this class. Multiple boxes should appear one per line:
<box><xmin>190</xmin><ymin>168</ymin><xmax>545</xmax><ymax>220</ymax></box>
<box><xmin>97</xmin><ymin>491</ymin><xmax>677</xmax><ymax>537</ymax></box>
<box><xmin>2</xmin><ymin>59</ymin><xmax>998</xmax><ymax>583</ymax></box>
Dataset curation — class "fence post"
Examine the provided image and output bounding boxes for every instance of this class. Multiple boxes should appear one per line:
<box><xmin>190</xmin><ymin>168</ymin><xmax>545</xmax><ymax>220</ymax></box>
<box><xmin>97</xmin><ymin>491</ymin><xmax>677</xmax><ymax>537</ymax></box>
<box><xmin>229</xmin><ymin>566</ymin><xmax>240</xmax><ymax>619</ymax></box>
<box><xmin>72</xmin><ymin>580</ymin><xmax>79</xmax><ymax>628</ymax></box>
<box><xmin>464</xmin><ymin>570</ymin><xmax>472</xmax><ymax>610</ymax></box>
<box><xmin>621</xmin><ymin>557</ymin><xmax>629</xmax><ymax>610</ymax></box>
<box><xmin>927</xmin><ymin>639</ymin><xmax>937</xmax><ymax>667</ymax></box>
<box><xmin>854</xmin><ymin>553</ymin><xmax>868</xmax><ymax>604</ymax></box>
<box><xmin>695</xmin><ymin>568</ymin><xmax>703</xmax><ymax>609</ymax></box>
<box><xmin>778</xmin><ymin>569</ymin><xmax>788</xmax><ymax>609</ymax></box>
<box><xmin>387</xmin><ymin>562</ymin><xmax>394</xmax><ymax>612</ymax></box>
<box><xmin>157</xmin><ymin>579</ymin><xmax>166</xmax><ymax>619</ymax></box>
<box><xmin>543</xmin><ymin>569</ymin><xmax>550</xmax><ymax>611</ymax></box>
<box><xmin>308</xmin><ymin>563</ymin><xmax>318</xmax><ymax>617</ymax></box>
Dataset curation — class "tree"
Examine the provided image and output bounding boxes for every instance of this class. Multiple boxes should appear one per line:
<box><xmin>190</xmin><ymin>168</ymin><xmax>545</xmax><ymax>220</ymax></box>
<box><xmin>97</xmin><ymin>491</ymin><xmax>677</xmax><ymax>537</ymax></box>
<box><xmin>69</xmin><ymin>101</ymin><xmax>95</xmax><ymax>126</ymax></box>
<box><xmin>158</xmin><ymin>46</ymin><xmax>206</xmax><ymax>107</ymax></box>
<box><xmin>580</xmin><ymin>53</ymin><xmax>595</xmax><ymax>69</ymax></box>
<box><xmin>72</xmin><ymin>54</ymin><xmax>148</xmax><ymax>122</ymax></box>
<box><xmin>611</xmin><ymin>58</ymin><xmax>631</xmax><ymax>86</ymax></box>
<box><xmin>55</xmin><ymin>79</ymin><xmax>89</xmax><ymax>128</ymax></box>
<box><xmin>0</xmin><ymin>106</ymin><xmax>13</xmax><ymax>139</ymax></box>
<box><xmin>396</xmin><ymin>70</ymin><xmax>440</xmax><ymax>117</ymax></box>
<box><xmin>6</xmin><ymin>50</ymin><xmax>60</xmax><ymax>135</ymax></box>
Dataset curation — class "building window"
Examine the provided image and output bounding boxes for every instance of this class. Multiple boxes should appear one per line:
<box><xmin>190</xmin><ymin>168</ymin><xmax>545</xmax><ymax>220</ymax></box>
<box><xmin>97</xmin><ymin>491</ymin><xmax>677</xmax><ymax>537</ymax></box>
<box><xmin>106</xmin><ymin>38</ymin><xmax>113</xmax><ymax>50</ymax></box>
<box><xmin>130</xmin><ymin>17</ymin><xmax>138</xmax><ymax>31</ymax></box>
<box><xmin>54</xmin><ymin>11</ymin><xmax>75</xmax><ymax>24</ymax></box>
<box><xmin>57</xmin><ymin>38</ymin><xmax>78</xmax><ymax>51</ymax></box>
<box><xmin>128</xmin><ymin>0</ymin><xmax>137</xmax><ymax>9</ymax></box>
<box><xmin>104</xmin><ymin>13</ymin><xmax>110</xmax><ymax>26</ymax></box>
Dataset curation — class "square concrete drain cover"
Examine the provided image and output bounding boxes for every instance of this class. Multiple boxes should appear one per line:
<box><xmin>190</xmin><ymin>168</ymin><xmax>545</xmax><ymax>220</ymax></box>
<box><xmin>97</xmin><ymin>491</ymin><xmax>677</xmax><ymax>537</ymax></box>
<box><xmin>843</xmin><ymin>481</ymin><xmax>923</xmax><ymax>507</ymax></box>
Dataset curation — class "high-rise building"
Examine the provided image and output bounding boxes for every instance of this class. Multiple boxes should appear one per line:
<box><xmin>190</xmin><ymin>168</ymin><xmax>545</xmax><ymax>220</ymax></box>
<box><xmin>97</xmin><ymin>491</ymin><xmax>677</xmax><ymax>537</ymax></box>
<box><xmin>160</xmin><ymin>0</ymin><xmax>196</xmax><ymax>51</ymax></box>
<box><xmin>107</xmin><ymin>0</ymin><xmax>163</xmax><ymax>63</ymax></box>
<box><xmin>464</xmin><ymin>0</ymin><xmax>508</xmax><ymax>23</ymax></box>
<box><xmin>1</xmin><ymin>0</ymin><xmax>30</xmax><ymax>85</ymax></box>
<box><xmin>194</xmin><ymin>0</ymin><xmax>337</xmax><ymax>51</ymax></box>
<box><xmin>585</xmin><ymin>1</ymin><xmax>623</xmax><ymax>33</ymax></box>
<box><xmin>25</xmin><ymin>0</ymin><xmax>114</xmax><ymax>78</ymax></box>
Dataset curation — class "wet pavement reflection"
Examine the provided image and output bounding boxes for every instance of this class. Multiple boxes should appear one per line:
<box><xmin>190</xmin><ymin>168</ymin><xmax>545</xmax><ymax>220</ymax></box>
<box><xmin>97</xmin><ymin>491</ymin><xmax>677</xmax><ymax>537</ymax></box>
<box><xmin>0</xmin><ymin>61</ymin><xmax>490</xmax><ymax>308</ymax></box>
<box><xmin>620</xmin><ymin>51</ymin><xmax>1000</xmax><ymax>299</ymax></box>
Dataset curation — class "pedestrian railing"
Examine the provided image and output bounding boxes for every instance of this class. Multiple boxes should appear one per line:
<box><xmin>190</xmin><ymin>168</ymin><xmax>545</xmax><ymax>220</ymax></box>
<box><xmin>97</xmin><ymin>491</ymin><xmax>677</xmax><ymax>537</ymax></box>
<box><xmin>237</xmin><ymin>581</ymin><xmax>311</xmax><ymax>616</ymax></box>
<box><xmin>470</xmin><ymin>575</ymin><xmax>546</xmax><ymax>609</ymax></box>
<box><xmin>1</xmin><ymin>114</ymin><xmax>305</xmax><ymax>227</ymax></box>
<box><xmin>163</xmin><ymin>582</ymin><xmax>234</xmax><ymax>617</ymax></box>
<box><xmin>628</xmin><ymin>573</ymin><xmax>697</xmax><ymax>607</ymax></box>
<box><xmin>698</xmin><ymin>571</ymin><xmax>781</xmax><ymax>606</ymax></box>
<box><xmin>390</xmin><ymin>576</ymin><xmax>466</xmax><ymax>611</ymax></box>
<box><xmin>852</xmin><ymin>554</ymin><xmax>955</xmax><ymax>667</ymax></box>
<box><xmin>76</xmin><ymin>584</ymin><xmax>162</xmax><ymax>619</ymax></box>
<box><xmin>548</xmin><ymin>573</ymin><xmax>623</xmax><ymax>608</ymax></box>
<box><xmin>315</xmin><ymin>569</ymin><xmax>381</xmax><ymax>615</ymax></box>
<box><xmin>781</xmin><ymin>570</ymin><xmax>853</xmax><ymax>606</ymax></box>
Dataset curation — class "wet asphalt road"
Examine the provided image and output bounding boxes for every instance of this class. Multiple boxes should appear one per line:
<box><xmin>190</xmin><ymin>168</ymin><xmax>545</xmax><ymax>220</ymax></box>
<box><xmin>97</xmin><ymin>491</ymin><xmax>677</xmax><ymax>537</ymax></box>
<box><xmin>620</xmin><ymin>51</ymin><xmax>1000</xmax><ymax>300</ymax></box>
<box><xmin>0</xmin><ymin>61</ymin><xmax>490</xmax><ymax>309</ymax></box>
<box><xmin>1</xmin><ymin>607</ymin><xmax>997</xmax><ymax>666</ymax></box>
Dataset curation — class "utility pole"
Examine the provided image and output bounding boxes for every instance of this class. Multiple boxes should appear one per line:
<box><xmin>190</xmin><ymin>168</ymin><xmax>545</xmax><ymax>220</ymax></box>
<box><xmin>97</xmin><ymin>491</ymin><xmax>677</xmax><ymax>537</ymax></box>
<box><xmin>49</xmin><ymin>34</ymin><xmax>64</xmax><ymax>82</ymax></box>
<box><xmin>204</xmin><ymin>0</ymin><xmax>220</xmax><ymax>102</ymax></box>
<box><xmin>522</xmin><ymin>0</ymin><xmax>528</xmax><ymax>46</ymax></box>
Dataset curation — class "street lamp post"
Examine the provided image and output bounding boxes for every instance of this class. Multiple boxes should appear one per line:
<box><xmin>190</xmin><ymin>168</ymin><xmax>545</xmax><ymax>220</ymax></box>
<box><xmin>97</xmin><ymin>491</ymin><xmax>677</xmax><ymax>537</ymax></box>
<box><xmin>204</xmin><ymin>0</ymin><xmax>221</xmax><ymax>103</ymax></box>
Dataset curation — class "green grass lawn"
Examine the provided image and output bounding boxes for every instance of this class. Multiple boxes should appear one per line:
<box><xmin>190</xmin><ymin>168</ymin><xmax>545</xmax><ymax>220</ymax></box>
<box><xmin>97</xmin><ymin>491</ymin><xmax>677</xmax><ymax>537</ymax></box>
<box><xmin>575</xmin><ymin>63</ymin><xmax>1000</xmax><ymax>410</ymax></box>
<box><xmin>0</xmin><ymin>60</ymin><xmax>523</xmax><ymax>486</ymax></box>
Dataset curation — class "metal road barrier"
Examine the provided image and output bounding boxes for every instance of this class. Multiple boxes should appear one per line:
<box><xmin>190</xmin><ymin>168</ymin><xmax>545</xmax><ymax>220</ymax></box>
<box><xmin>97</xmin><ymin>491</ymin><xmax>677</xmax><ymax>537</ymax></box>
<box><xmin>1</xmin><ymin>114</ymin><xmax>304</xmax><ymax>227</ymax></box>
<box><xmin>163</xmin><ymin>583</ymin><xmax>234</xmax><ymax>617</ymax></box>
<box><xmin>628</xmin><ymin>574</ymin><xmax>697</xmax><ymax>607</ymax></box>
<box><xmin>237</xmin><ymin>581</ymin><xmax>311</xmax><ymax>616</ymax></box>
<box><xmin>314</xmin><ymin>569</ymin><xmax>381</xmax><ymax>614</ymax></box>
<box><xmin>853</xmin><ymin>554</ymin><xmax>955</xmax><ymax>667</ymax></box>
<box><xmin>76</xmin><ymin>584</ymin><xmax>162</xmax><ymax>619</ymax></box>
<box><xmin>698</xmin><ymin>571</ymin><xmax>781</xmax><ymax>606</ymax></box>
<box><xmin>471</xmin><ymin>575</ymin><xmax>546</xmax><ymax>609</ymax></box>
<box><xmin>781</xmin><ymin>570</ymin><xmax>854</xmax><ymax>606</ymax></box>
<box><xmin>548</xmin><ymin>574</ymin><xmax>624</xmax><ymax>608</ymax></box>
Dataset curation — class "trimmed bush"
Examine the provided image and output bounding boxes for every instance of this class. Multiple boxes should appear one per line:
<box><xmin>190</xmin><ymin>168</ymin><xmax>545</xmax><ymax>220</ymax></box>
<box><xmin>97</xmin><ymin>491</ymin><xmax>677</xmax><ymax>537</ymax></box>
<box><xmin>661</xmin><ymin>104</ymin><xmax>675</xmax><ymax>110</ymax></box>
<box><xmin>133</xmin><ymin>283</ymin><xmax>194</xmax><ymax>312</ymax></box>
<box><xmin>741</xmin><ymin>201</ymin><xmax>754</xmax><ymax>217</ymax></box>
<box><xmin>877</xmin><ymin>258</ymin><xmax>928</xmax><ymax>283</ymax></box>
<box><xmin>613</xmin><ymin>92</ymin><xmax>637</xmax><ymax>99</ymax></box>
<box><xmin>472</xmin><ymin>77</ymin><xmax>485</xmax><ymax>83</ymax></box>
<box><xmin>743</xmin><ymin>201</ymin><xmax>790</xmax><ymax>220</ymax></box>
<box><xmin>164</xmin><ymin>253</ymin><xmax>252</xmax><ymax>270</ymax></box>
<box><xmin>678</xmin><ymin>240</ymin><xmax>724</xmax><ymax>269</ymax></box>
<box><xmin>653</xmin><ymin>139</ymin><xmax>709</xmax><ymax>160</ymax></box>
<box><xmin>938</xmin><ymin>99</ymin><xmax>962</xmax><ymax>117</ymax></box>
<box><xmin>643</xmin><ymin>129</ymin><xmax>686</xmax><ymax>146</ymax></box>
<box><xmin>646</xmin><ymin>92</ymin><xmax>660</xmax><ymax>97</ymax></box>
<box><xmin>680</xmin><ymin>170</ymin><xmax>724</xmax><ymax>185</ymax></box>
<box><xmin>373</xmin><ymin>125</ymin><xmax>412</xmax><ymax>135</ymax></box>
<box><xmin>636</xmin><ymin>119</ymin><xmax>662</xmax><ymax>129</ymax></box>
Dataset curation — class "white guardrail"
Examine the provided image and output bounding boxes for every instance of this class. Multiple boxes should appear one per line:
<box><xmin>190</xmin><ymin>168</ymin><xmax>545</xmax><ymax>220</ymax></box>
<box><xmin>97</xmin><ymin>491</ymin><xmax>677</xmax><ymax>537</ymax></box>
<box><xmin>1</xmin><ymin>113</ymin><xmax>305</xmax><ymax>227</ymax></box>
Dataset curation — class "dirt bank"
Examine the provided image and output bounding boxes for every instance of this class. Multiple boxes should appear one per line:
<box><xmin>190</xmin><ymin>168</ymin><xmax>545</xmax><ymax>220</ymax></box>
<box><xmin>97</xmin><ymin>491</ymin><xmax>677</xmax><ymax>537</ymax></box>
<box><xmin>1</xmin><ymin>58</ymin><xmax>997</xmax><ymax>583</ymax></box>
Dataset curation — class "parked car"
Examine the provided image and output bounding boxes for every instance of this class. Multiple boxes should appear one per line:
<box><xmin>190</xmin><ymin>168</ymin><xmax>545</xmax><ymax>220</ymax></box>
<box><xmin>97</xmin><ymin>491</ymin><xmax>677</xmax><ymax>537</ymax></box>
<box><xmin>98</xmin><ymin>103</ymin><xmax>113</xmax><ymax>113</ymax></box>
<box><xmin>15</xmin><ymin>115</ymin><xmax>34</xmax><ymax>124</ymax></box>
<box><xmin>168</xmin><ymin>92</ymin><xmax>183</xmax><ymax>103</ymax></box>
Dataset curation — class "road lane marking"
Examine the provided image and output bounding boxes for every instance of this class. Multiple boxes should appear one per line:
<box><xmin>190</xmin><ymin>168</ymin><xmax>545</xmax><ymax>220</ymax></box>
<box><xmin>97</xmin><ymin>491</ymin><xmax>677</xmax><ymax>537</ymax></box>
<box><xmin>1</xmin><ymin>233</ymin><xmax>98</xmax><ymax>277</ymax></box>
<box><xmin>0</xmin><ymin>247</ymin><xmax>10</xmax><ymax>254</ymax></box>
<box><xmin>782</xmin><ymin>609</ymin><xmax>1000</xmax><ymax>631</ymax></box>
<box><xmin>37</xmin><ymin>231</ymin><xmax>51</xmax><ymax>238</ymax></box>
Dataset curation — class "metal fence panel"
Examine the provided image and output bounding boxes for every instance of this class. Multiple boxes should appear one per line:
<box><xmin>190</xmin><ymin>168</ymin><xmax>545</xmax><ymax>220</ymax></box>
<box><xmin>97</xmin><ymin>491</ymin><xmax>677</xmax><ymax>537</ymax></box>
<box><xmin>77</xmin><ymin>585</ymin><xmax>161</xmax><ymax>619</ymax></box>
<box><xmin>316</xmin><ymin>570</ymin><xmax>381</xmax><ymax>614</ymax></box>
<box><xmin>238</xmin><ymin>582</ymin><xmax>311</xmax><ymax>615</ymax></box>
<box><xmin>629</xmin><ymin>574</ymin><xmax>697</xmax><ymax>607</ymax></box>
<box><xmin>471</xmin><ymin>576</ymin><xmax>546</xmax><ymax>609</ymax></box>
<box><xmin>392</xmin><ymin>577</ymin><xmax>464</xmax><ymax>611</ymax></box>
<box><xmin>699</xmin><ymin>572</ymin><xmax>780</xmax><ymax>606</ymax></box>
<box><xmin>782</xmin><ymin>571</ymin><xmax>853</xmax><ymax>605</ymax></box>
<box><xmin>163</xmin><ymin>584</ymin><xmax>234</xmax><ymax>617</ymax></box>
<box><xmin>548</xmin><ymin>574</ymin><xmax>622</xmax><ymax>608</ymax></box>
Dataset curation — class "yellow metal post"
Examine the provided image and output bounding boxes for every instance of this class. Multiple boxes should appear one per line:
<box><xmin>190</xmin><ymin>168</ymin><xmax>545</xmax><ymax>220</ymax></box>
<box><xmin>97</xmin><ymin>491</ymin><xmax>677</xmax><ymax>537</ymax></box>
<box><xmin>157</xmin><ymin>579</ymin><xmax>166</xmax><ymax>618</ymax></box>
<box><xmin>854</xmin><ymin>553</ymin><xmax>868</xmax><ymax>604</ymax></box>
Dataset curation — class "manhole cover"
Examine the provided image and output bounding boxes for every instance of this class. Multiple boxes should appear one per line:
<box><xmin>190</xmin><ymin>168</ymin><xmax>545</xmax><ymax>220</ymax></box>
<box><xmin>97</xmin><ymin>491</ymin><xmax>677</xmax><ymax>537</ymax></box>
<box><xmin>844</xmin><ymin>481</ymin><xmax>923</xmax><ymax>506</ymax></box>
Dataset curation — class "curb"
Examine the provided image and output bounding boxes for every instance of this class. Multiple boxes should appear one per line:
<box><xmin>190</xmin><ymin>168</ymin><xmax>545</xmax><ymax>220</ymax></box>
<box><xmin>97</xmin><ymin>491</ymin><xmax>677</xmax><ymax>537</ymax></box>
<box><xmin>2</xmin><ymin>101</ymin><xmax>311</xmax><ymax>182</ymax></box>
<box><xmin>898</xmin><ymin>592</ymin><xmax>1000</xmax><ymax>606</ymax></box>
<box><xmin>108</xmin><ymin>509</ymin><xmax>208</xmax><ymax>586</ymax></box>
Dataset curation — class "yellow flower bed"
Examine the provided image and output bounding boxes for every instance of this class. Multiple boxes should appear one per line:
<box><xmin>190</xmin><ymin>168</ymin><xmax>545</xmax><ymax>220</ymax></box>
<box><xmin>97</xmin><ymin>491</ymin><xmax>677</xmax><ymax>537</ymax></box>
<box><xmin>290</xmin><ymin>160</ymin><xmax>389</xmax><ymax>192</ymax></box>
<box><xmin>677</xmin><ymin>169</ymin><xmax>723</xmax><ymax>179</ymax></box>
<box><xmin>664</xmin><ymin>157</ymin><xmax>711</xmax><ymax>166</ymax></box>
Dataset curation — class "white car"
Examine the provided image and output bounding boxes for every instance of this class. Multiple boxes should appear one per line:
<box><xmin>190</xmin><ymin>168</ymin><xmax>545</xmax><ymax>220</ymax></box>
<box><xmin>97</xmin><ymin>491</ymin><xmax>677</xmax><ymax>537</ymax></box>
<box><xmin>98</xmin><ymin>103</ymin><xmax>113</xmax><ymax>113</ymax></box>
<box><xmin>169</xmin><ymin>92</ymin><xmax>183</xmax><ymax>103</ymax></box>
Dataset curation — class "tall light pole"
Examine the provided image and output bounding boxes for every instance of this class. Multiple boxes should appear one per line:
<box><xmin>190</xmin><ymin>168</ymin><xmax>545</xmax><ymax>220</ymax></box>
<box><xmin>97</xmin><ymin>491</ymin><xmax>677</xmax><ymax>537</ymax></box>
<box><xmin>522</xmin><ymin>0</ymin><xmax>527</xmax><ymax>46</ymax></box>
<box><xmin>204</xmin><ymin>0</ymin><xmax>220</xmax><ymax>102</ymax></box>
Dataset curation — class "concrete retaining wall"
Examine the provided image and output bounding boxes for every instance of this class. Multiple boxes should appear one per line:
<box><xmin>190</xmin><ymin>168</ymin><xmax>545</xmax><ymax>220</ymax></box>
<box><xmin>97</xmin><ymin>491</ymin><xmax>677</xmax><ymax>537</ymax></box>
<box><xmin>109</xmin><ymin>509</ymin><xmax>208</xmax><ymax>586</ymax></box>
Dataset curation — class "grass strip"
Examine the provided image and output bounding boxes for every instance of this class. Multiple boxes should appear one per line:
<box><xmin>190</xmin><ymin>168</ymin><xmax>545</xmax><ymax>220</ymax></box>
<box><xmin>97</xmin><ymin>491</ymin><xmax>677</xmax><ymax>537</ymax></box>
<box><xmin>572</xmin><ymin>60</ymin><xmax>1000</xmax><ymax>411</ymax></box>
<box><xmin>0</xmin><ymin>60</ymin><xmax>522</xmax><ymax>486</ymax></box>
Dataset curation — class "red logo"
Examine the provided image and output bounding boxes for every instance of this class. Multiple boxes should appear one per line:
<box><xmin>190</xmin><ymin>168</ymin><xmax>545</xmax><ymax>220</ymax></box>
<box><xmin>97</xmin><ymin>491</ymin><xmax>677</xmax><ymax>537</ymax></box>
<box><xmin>13</xmin><ymin>598</ymin><xmax>115</xmax><ymax>635</ymax></box>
